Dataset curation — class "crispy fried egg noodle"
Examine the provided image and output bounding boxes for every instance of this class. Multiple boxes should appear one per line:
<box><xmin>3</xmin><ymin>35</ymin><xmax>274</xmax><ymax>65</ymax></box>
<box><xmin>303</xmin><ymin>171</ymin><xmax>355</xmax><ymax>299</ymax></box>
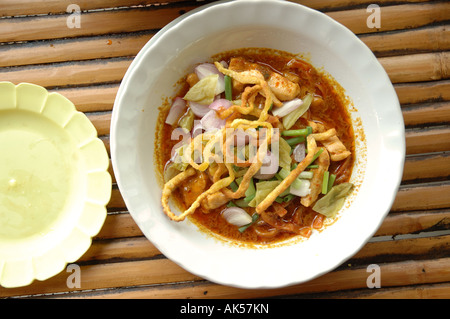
<box><xmin>161</xmin><ymin>63</ymin><xmax>294</xmax><ymax>221</ymax></box>
<box><xmin>160</xmin><ymin>60</ymin><xmax>351</xmax><ymax>224</ymax></box>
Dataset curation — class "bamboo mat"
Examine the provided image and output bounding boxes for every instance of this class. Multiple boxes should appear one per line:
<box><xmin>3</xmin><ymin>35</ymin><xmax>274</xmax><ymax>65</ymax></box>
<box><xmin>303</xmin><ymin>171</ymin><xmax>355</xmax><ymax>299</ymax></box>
<box><xmin>0</xmin><ymin>0</ymin><xmax>449</xmax><ymax>299</ymax></box>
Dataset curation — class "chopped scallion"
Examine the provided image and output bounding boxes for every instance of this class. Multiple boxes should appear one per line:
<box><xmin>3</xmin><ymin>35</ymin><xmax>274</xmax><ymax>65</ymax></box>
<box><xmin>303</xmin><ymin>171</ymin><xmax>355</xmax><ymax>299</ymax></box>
<box><xmin>278</xmin><ymin>167</ymin><xmax>307</xmax><ymax>189</ymax></box>
<box><xmin>238</xmin><ymin>213</ymin><xmax>259</xmax><ymax>233</ymax></box>
<box><xmin>279</xmin><ymin>187</ymin><xmax>291</xmax><ymax>197</ymax></box>
<box><xmin>286</xmin><ymin>136</ymin><xmax>305</xmax><ymax>146</ymax></box>
<box><xmin>229</xmin><ymin>181</ymin><xmax>238</xmax><ymax>192</ymax></box>
<box><xmin>298</xmin><ymin>171</ymin><xmax>314</xmax><ymax>179</ymax></box>
<box><xmin>309</xmin><ymin>148</ymin><xmax>324</xmax><ymax>165</ymax></box>
<box><xmin>322</xmin><ymin>171</ymin><xmax>330</xmax><ymax>194</ymax></box>
<box><xmin>328</xmin><ymin>174</ymin><xmax>336</xmax><ymax>193</ymax></box>
<box><xmin>224</xmin><ymin>75</ymin><xmax>232</xmax><ymax>101</ymax></box>
<box><xmin>227</xmin><ymin>201</ymin><xmax>237</xmax><ymax>207</ymax></box>
<box><xmin>281</xmin><ymin>127</ymin><xmax>312</xmax><ymax>137</ymax></box>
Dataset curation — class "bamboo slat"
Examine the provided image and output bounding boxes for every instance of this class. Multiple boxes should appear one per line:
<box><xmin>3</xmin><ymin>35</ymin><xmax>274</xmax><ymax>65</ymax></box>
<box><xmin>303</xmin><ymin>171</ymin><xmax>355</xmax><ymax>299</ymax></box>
<box><xmin>0</xmin><ymin>0</ymin><xmax>189</xmax><ymax>17</ymax></box>
<box><xmin>353</xmin><ymin>235</ymin><xmax>450</xmax><ymax>263</ymax></box>
<box><xmin>0</xmin><ymin>259</ymin><xmax>202</xmax><ymax>298</ymax></box>
<box><xmin>100</xmin><ymin>135</ymin><xmax>110</xmax><ymax>155</ymax></box>
<box><xmin>55</xmin><ymin>85</ymin><xmax>119</xmax><ymax>113</ymax></box>
<box><xmin>297</xmin><ymin>282</ymin><xmax>450</xmax><ymax>299</ymax></box>
<box><xmin>360</xmin><ymin>25</ymin><xmax>450</xmax><ymax>57</ymax></box>
<box><xmin>0</xmin><ymin>5</ymin><xmax>198</xmax><ymax>43</ymax></box>
<box><xmin>97</xmin><ymin>213</ymin><xmax>143</xmax><ymax>239</ymax></box>
<box><xmin>80</xmin><ymin>237</ymin><xmax>160</xmax><ymax>262</ymax></box>
<box><xmin>375</xmin><ymin>209</ymin><xmax>450</xmax><ymax>237</ymax></box>
<box><xmin>0</xmin><ymin>0</ymin><xmax>435</xmax><ymax>17</ymax></box>
<box><xmin>392</xmin><ymin>182</ymin><xmax>450</xmax><ymax>211</ymax></box>
<box><xmin>54</xmin><ymin>79</ymin><xmax>450</xmax><ymax>115</ymax></box>
<box><xmin>326</xmin><ymin>2</ymin><xmax>450</xmax><ymax>34</ymax></box>
<box><xmin>0</xmin><ymin>58</ymin><xmax>131</xmax><ymax>88</ymax></box>
<box><xmin>296</xmin><ymin>0</ymin><xmax>434</xmax><ymax>11</ymax></box>
<box><xmin>1</xmin><ymin>24</ymin><xmax>447</xmax><ymax>70</ymax></box>
<box><xmin>379</xmin><ymin>52</ymin><xmax>450</xmax><ymax>83</ymax></box>
<box><xmin>395</xmin><ymin>80</ymin><xmax>450</xmax><ymax>105</ymax></box>
<box><xmin>33</xmin><ymin>258</ymin><xmax>450</xmax><ymax>299</ymax></box>
<box><xmin>40</xmin><ymin>79</ymin><xmax>450</xmax><ymax>115</ymax></box>
<box><xmin>1</xmin><ymin>2</ymin><xmax>448</xmax><ymax>44</ymax></box>
<box><xmin>335</xmin><ymin>283</ymin><xmax>450</xmax><ymax>299</ymax></box>
<box><xmin>1</xmin><ymin>246</ymin><xmax>449</xmax><ymax>299</ymax></box>
<box><xmin>402</xmin><ymin>152</ymin><xmax>450</xmax><ymax>181</ymax></box>
<box><xmin>108</xmin><ymin>188</ymin><xmax>126</xmax><ymax>210</ymax></box>
<box><xmin>1</xmin><ymin>0</ymin><xmax>449</xmax><ymax>300</ymax></box>
<box><xmin>405</xmin><ymin>126</ymin><xmax>450</xmax><ymax>155</ymax></box>
<box><xmin>81</xmin><ymin>231</ymin><xmax>448</xmax><ymax>268</ymax></box>
<box><xmin>402</xmin><ymin>102</ymin><xmax>450</xmax><ymax>126</ymax></box>
<box><xmin>94</xmin><ymin>206</ymin><xmax>450</xmax><ymax>246</ymax></box>
<box><xmin>0</xmin><ymin>33</ymin><xmax>152</xmax><ymax>68</ymax></box>
<box><xmin>86</xmin><ymin>113</ymin><xmax>111</xmax><ymax>136</ymax></box>
<box><xmin>2</xmin><ymin>52</ymin><xmax>447</xmax><ymax>91</ymax></box>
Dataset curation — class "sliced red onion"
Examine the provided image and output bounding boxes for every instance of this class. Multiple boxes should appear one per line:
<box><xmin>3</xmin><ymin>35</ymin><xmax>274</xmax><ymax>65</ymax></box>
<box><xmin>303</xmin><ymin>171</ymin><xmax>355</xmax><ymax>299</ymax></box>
<box><xmin>192</xmin><ymin>121</ymin><xmax>204</xmax><ymax>138</ymax></box>
<box><xmin>165</xmin><ymin>97</ymin><xmax>186</xmax><ymax>125</ymax></box>
<box><xmin>195</xmin><ymin>63</ymin><xmax>225</xmax><ymax>95</ymax></box>
<box><xmin>272</xmin><ymin>98</ymin><xmax>303</xmax><ymax>117</ymax></box>
<box><xmin>209</xmin><ymin>98</ymin><xmax>232</xmax><ymax>111</ymax></box>
<box><xmin>189</xmin><ymin>101</ymin><xmax>210</xmax><ymax>117</ymax></box>
<box><xmin>231</xmin><ymin>128</ymin><xmax>255</xmax><ymax>147</ymax></box>
<box><xmin>253</xmin><ymin>151</ymin><xmax>279</xmax><ymax>180</ymax></box>
<box><xmin>170</xmin><ymin>127</ymin><xmax>191</xmax><ymax>159</ymax></box>
<box><xmin>163</xmin><ymin>162</ymin><xmax>181</xmax><ymax>182</ymax></box>
<box><xmin>292</xmin><ymin>143</ymin><xmax>306</xmax><ymax>162</ymax></box>
<box><xmin>221</xmin><ymin>207</ymin><xmax>252</xmax><ymax>227</ymax></box>
<box><xmin>200</xmin><ymin>109</ymin><xmax>226</xmax><ymax>131</ymax></box>
<box><xmin>195</xmin><ymin>63</ymin><xmax>220</xmax><ymax>79</ymax></box>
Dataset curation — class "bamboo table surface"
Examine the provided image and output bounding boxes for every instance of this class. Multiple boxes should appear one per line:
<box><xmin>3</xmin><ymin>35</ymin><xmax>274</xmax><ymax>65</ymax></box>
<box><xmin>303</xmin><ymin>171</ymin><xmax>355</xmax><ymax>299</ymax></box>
<box><xmin>0</xmin><ymin>0</ymin><xmax>449</xmax><ymax>299</ymax></box>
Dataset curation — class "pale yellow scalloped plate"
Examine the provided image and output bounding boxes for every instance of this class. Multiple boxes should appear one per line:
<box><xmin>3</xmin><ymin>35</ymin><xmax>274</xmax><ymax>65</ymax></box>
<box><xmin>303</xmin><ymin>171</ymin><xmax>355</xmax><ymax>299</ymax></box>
<box><xmin>0</xmin><ymin>82</ymin><xmax>111</xmax><ymax>288</ymax></box>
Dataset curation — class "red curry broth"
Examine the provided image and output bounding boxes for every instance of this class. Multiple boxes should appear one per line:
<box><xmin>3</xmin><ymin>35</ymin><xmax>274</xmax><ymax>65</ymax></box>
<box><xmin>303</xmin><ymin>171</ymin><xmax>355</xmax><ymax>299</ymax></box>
<box><xmin>158</xmin><ymin>49</ymin><xmax>355</xmax><ymax>244</ymax></box>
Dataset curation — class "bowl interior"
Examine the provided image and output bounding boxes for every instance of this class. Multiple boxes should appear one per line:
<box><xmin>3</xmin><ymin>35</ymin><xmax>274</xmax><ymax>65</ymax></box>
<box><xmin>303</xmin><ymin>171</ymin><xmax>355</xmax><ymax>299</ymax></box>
<box><xmin>111</xmin><ymin>0</ymin><xmax>404</xmax><ymax>288</ymax></box>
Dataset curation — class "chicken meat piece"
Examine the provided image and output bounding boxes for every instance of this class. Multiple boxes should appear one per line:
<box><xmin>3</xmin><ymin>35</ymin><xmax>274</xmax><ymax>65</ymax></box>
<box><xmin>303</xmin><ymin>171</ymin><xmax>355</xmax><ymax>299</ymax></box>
<box><xmin>181</xmin><ymin>171</ymin><xmax>208</xmax><ymax>207</ymax></box>
<box><xmin>201</xmin><ymin>191</ymin><xmax>230</xmax><ymax>210</ymax></box>
<box><xmin>312</xmin><ymin>128</ymin><xmax>351</xmax><ymax>161</ymax></box>
<box><xmin>267</xmin><ymin>72</ymin><xmax>300</xmax><ymax>101</ymax></box>
<box><xmin>228</xmin><ymin>57</ymin><xmax>299</xmax><ymax>104</ymax></box>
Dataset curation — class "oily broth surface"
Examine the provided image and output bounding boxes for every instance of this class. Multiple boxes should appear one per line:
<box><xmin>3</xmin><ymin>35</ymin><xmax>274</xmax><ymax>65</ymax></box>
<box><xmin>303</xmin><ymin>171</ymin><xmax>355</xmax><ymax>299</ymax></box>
<box><xmin>155</xmin><ymin>48</ymin><xmax>355</xmax><ymax>245</ymax></box>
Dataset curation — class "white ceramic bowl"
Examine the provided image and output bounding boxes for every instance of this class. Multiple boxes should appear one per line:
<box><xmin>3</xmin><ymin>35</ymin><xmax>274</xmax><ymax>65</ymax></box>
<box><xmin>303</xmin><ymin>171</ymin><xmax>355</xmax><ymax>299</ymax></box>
<box><xmin>111</xmin><ymin>0</ymin><xmax>405</xmax><ymax>289</ymax></box>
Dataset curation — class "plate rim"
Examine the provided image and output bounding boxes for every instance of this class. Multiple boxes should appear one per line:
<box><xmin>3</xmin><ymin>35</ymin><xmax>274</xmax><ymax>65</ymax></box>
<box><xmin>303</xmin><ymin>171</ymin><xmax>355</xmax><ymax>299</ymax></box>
<box><xmin>0</xmin><ymin>81</ymin><xmax>111</xmax><ymax>288</ymax></box>
<box><xmin>111</xmin><ymin>0</ymin><xmax>405</xmax><ymax>289</ymax></box>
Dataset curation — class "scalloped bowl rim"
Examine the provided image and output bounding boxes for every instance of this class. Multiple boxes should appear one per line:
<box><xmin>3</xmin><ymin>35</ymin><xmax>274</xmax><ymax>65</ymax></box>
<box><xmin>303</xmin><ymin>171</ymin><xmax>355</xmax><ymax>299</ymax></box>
<box><xmin>111</xmin><ymin>0</ymin><xmax>405</xmax><ymax>289</ymax></box>
<box><xmin>0</xmin><ymin>81</ymin><xmax>111</xmax><ymax>288</ymax></box>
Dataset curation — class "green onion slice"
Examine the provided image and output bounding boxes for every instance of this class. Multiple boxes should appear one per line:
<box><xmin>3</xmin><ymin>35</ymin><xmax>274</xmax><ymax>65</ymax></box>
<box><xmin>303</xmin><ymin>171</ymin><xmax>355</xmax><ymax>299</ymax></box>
<box><xmin>322</xmin><ymin>171</ymin><xmax>330</xmax><ymax>194</ymax></box>
<box><xmin>238</xmin><ymin>213</ymin><xmax>259</xmax><ymax>233</ymax></box>
<box><xmin>224</xmin><ymin>75</ymin><xmax>232</xmax><ymax>101</ymax></box>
